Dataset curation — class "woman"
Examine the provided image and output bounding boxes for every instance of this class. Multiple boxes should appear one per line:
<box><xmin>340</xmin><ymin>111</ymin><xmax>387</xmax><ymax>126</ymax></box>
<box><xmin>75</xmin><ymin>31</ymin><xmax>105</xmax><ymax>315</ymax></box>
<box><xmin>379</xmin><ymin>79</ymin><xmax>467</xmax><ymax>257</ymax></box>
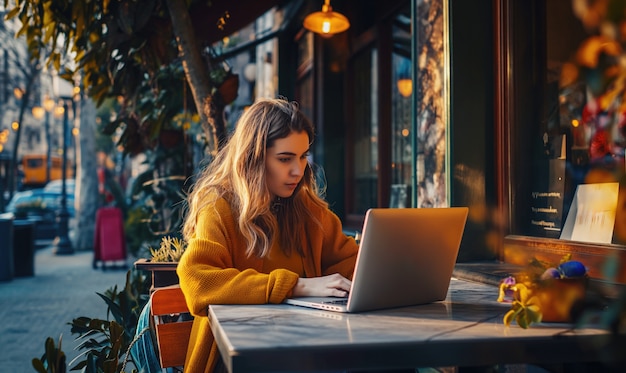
<box><xmin>177</xmin><ymin>97</ymin><xmax>359</xmax><ymax>372</ymax></box>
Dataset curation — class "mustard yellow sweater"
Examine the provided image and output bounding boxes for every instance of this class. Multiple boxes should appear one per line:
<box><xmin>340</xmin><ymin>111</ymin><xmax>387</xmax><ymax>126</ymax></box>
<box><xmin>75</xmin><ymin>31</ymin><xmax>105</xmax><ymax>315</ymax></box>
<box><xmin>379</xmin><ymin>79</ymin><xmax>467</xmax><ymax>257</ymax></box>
<box><xmin>177</xmin><ymin>196</ymin><xmax>358</xmax><ymax>373</ymax></box>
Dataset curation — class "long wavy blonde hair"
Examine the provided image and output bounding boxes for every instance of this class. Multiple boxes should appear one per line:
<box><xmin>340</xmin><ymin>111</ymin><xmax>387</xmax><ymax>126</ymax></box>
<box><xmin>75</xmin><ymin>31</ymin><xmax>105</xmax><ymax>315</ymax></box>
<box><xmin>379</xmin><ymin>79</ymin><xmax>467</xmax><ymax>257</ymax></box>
<box><xmin>182</xmin><ymin>98</ymin><xmax>328</xmax><ymax>258</ymax></box>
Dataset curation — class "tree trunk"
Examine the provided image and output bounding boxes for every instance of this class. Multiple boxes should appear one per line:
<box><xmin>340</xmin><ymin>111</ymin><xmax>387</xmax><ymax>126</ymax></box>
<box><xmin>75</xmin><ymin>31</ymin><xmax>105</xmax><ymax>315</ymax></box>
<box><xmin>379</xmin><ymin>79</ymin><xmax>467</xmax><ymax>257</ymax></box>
<box><xmin>74</xmin><ymin>98</ymin><xmax>99</xmax><ymax>251</ymax></box>
<box><xmin>8</xmin><ymin>65</ymin><xmax>39</xmax><ymax>198</ymax></box>
<box><xmin>165</xmin><ymin>0</ymin><xmax>227</xmax><ymax>155</ymax></box>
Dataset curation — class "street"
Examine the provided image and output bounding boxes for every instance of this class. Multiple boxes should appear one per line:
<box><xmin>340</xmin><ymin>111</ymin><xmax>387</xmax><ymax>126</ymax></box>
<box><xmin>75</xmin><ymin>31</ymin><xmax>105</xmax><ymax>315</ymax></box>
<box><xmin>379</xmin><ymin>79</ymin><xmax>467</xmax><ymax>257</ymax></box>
<box><xmin>0</xmin><ymin>246</ymin><xmax>129</xmax><ymax>372</ymax></box>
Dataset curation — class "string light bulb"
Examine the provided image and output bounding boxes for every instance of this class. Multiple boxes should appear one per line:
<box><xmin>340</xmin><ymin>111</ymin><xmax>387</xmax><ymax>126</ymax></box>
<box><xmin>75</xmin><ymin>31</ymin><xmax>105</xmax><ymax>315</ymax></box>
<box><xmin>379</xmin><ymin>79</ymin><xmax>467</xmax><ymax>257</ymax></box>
<box><xmin>32</xmin><ymin>106</ymin><xmax>45</xmax><ymax>120</ymax></box>
<box><xmin>303</xmin><ymin>0</ymin><xmax>350</xmax><ymax>37</ymax></box>
<box><xmin>43</xmin><ymin>96</ymin><xmax>55</xmax><ymax>112</ymax></box>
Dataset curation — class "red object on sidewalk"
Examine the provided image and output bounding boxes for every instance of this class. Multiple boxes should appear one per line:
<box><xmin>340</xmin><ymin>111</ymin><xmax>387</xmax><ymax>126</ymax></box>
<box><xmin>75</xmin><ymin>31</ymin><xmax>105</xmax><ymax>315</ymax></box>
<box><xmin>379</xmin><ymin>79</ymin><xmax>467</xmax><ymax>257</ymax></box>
<box><xmin>93</xmin><ymin>207</ymin><xmax>127</xmax><ymax>269</ymax></box>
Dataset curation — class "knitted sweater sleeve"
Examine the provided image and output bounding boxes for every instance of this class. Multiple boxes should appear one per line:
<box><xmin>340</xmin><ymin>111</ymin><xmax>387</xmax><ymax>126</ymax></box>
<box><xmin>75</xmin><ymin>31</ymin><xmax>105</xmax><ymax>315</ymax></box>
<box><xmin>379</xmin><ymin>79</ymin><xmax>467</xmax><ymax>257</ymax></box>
<box><xmin>177</xmin><ymin>199</ymin><xmax>299</xmax><ymax>317</ymax></box>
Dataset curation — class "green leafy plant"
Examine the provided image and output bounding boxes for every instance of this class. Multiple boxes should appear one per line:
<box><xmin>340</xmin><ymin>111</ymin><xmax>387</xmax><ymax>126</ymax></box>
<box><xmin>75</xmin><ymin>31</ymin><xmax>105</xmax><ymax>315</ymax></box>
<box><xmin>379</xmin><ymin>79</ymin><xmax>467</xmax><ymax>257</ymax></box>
<box><xmin>32</xmin><ymin>336</ymin><xmax>66</xmax><ymax>373</ymax></box>
<box><xmin>124</xmin><ymin>140</ymin><xmax>189</xmax><ymax>258</ymax></box>
<box><xmin>123</xmin><ymin>205</ymin><xmax>156</xmax><ymax>257</ymax></box>
<box><xmin>149</xmin><ymin>235</ymin><xmax>187</xmax><ymax>262</ymax></box>
<box><xmin>498</xmin><ymin>255</ymin><xmax>588</xmax><ymax>329</ymax></box>
<box><xmin>500</xmin><ymin>282</ymin><xmax>543</xmax><ymax>329</ymax></box>
<box><xmin>68</xmin><ymin>270</ymin><xmax>148</xmax><ymax>372</ymax></box>
<box><xmin>33</xmin><ymin>270</ymin><xmax>150</xmax><ymax>373</ymax></box>
<box><xmin>68</xmin><ymin>318</ymin><xmax>127</xmax><ymax>373</ymax></box>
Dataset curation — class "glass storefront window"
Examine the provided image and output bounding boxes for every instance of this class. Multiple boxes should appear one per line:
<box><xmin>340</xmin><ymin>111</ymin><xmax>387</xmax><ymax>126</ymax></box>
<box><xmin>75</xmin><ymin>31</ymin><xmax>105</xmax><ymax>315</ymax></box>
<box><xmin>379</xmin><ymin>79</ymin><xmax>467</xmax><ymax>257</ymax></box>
<box><xmin>515</xmin><ymin>0</ymin><xmax>626</xmax><ymax>246</ymax></box>
<box><xmin>391</xmin><ymin>54</ymin><xmax>412</xmax><ymax>208</ymax></box>
<box><xmin>351</xmin><ymin>47</ymin><xmax>378</xmax><ymax>214</ymax></box>
<box><xmin>390</xmin><ymin>6</ymin><xmax>412</xmax><ymax>209</ymax></box>
<box><xmin>344</xmin><ymin>1</ymin><xmax>414</xmax><ymax>218</ymax></box>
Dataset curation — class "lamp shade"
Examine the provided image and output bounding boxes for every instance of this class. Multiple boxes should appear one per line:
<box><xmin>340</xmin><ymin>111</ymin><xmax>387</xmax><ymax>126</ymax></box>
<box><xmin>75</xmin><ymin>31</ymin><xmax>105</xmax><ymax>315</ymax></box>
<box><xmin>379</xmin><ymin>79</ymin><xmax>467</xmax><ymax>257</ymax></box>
<box><xmin>397</xmin><ymin>78</ymin><xmax>413</xmax><ymax>98</ymax></box>
<box><xmin>303</xmin><ymin>0</ymin><xmax>350</xmax><ymax>37</ymax></box>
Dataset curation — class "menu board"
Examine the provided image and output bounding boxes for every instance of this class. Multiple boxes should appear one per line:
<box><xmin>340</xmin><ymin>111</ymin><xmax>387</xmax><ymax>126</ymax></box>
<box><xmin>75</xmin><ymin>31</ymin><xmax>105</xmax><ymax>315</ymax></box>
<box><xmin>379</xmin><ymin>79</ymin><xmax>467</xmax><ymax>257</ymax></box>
<box><xmin>560</xmin><ymin>182</ymin><xmax>618</xmax><ymax>244</ymax></box>
<box><xmin>530</xmin><ymin>160</ymin><xmax>566</xmax><ymax>238</ymax></box>
<box><xmin>529</xmin><ymin>134</ymin><xmax>567</xmax><ymax>238</ymax></box>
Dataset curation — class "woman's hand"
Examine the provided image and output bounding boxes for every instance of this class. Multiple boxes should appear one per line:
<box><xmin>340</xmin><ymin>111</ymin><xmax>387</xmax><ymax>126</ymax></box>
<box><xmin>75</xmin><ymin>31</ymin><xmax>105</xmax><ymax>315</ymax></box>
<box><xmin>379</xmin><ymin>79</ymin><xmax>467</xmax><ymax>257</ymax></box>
<box><xmin>292</xmin><ymin>273</ymin><xmax>352</xmax><ymax>297</ymax></box>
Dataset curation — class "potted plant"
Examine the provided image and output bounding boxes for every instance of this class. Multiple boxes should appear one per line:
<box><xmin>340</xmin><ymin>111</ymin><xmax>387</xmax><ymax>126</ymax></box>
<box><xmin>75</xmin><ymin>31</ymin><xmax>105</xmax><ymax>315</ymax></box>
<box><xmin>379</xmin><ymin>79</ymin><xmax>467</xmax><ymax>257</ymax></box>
<box><xmin>134</xmin><ymin>235</ymin><xmax>187</xmax><ymax>289</ymax></box>
<box><xmin>33</xmin><ymin>269</ymin><xmax>149</xmax><ymax>373</ymax></box>
<box><xmin>497</xmin><ymin>255</ymin><xmax>589</xmax><ymax>328</ymax></box>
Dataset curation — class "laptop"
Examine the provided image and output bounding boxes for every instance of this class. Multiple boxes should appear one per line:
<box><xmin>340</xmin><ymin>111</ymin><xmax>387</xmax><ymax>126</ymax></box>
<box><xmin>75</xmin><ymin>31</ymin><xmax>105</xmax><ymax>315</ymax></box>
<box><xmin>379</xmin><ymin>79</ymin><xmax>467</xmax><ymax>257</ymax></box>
<box><xmin>284</xmin><ymin>207</ymin><xmax>469</xmax><ymax>313</ymax></box>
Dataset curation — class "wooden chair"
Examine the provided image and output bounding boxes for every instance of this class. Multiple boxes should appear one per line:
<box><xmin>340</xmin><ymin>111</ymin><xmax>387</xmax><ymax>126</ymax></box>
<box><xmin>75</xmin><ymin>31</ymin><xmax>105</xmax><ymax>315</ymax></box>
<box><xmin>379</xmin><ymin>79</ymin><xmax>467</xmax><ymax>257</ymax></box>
<box><xmin>150</xmin><ymin>285</ymin><xmax>193</xmax><ymax>370</ymax></box>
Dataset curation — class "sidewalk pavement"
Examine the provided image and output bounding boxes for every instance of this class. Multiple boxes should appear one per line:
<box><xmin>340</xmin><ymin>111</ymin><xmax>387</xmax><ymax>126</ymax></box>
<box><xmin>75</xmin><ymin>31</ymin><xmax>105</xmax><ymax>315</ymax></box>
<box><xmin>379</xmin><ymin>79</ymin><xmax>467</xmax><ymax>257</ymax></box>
<box><xmin>0</xmin><ymin>246</ymin><xmax>130</xmax><ymax>372</ymax></box>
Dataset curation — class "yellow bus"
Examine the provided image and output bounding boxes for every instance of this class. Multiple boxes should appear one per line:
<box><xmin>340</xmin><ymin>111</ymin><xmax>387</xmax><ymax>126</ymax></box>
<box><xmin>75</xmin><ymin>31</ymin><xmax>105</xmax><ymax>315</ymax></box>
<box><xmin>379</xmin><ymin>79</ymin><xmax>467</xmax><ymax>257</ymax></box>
<box><xmin>22</xmin><ymin>154</ymin><xmax>74</xmax><ymax>186</ymax></box>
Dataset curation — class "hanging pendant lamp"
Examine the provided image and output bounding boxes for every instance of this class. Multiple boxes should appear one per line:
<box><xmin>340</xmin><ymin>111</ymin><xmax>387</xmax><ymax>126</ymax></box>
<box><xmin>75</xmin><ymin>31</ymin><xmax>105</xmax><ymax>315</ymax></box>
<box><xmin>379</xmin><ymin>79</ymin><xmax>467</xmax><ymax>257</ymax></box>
<box><xmin>303</xmin><ymin>0</ymin><xmax>350</xmax><ymax>37</ymax></box>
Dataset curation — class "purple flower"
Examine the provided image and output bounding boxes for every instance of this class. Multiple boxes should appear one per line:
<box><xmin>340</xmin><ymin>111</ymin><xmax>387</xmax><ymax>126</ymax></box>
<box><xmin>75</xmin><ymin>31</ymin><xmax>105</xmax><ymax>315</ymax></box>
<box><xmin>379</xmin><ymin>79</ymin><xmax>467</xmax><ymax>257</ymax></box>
<box><xmin>502</xmin><ymin>276</ymin><xmax>516</xmax><ymax>286</ymax></box>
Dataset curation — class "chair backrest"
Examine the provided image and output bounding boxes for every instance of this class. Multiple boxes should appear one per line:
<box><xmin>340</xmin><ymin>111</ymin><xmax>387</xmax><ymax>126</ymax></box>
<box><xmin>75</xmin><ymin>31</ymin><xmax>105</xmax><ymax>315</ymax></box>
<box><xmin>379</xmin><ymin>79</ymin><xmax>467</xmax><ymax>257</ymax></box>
<box><xmin>150</xmin><ymin>285</ymin><xmax>193</xmax><ymax>369</ymax></box>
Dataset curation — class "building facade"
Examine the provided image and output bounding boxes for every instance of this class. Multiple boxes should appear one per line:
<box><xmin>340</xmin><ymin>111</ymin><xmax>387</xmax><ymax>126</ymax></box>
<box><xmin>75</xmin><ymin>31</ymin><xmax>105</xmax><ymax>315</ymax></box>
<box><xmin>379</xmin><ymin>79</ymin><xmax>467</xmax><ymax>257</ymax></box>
<box><xmin>220</xmin><ymin>0</ymin><xmax>626</xmax><ymax>285</ymax></box>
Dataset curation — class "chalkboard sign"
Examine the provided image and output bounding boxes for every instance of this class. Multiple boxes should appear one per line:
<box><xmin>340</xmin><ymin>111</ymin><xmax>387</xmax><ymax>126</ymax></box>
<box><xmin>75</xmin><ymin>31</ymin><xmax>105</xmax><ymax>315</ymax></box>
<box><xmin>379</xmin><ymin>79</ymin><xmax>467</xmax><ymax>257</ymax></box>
<box><xmin>529</xmin><ymin>134</ymin><xmax>566</xmax><ymax>238</ymax></box>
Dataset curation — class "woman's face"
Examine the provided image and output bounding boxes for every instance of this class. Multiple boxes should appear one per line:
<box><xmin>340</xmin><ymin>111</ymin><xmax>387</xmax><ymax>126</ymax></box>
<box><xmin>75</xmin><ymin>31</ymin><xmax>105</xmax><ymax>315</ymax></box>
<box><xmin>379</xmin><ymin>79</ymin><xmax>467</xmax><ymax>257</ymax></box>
<box><xmin>265</xmin><ymin>131</ymin><xmax>310</xmax><ymax>199</ymax></box>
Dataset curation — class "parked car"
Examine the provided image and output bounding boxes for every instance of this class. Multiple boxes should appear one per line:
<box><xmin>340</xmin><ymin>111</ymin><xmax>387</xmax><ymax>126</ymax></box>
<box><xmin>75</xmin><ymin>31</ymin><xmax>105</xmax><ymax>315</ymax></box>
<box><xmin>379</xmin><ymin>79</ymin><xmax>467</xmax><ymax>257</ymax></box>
<box><xmin>5</xmin><ymin>188</ymin><xmax>75</xmax><ymax>240</ymax></box>
<box><xmin>43</xmin><ymin>178</ymin><xmax>76</xmax><ymax>194</ymax></box>
<box><xmin>6</xmin><ymin>188</ymin><xmax>75</xmax><ymax>216</ymax></box>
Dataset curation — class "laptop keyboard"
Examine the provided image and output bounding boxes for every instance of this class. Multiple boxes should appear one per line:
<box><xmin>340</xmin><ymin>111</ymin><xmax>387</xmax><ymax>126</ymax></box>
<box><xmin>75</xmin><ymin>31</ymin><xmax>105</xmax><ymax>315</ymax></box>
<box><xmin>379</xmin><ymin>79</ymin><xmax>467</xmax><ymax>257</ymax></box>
<box><xmin>322</xmin><ymin>298</ymin><xmax>348</xmax><ymax>305</ymax></box>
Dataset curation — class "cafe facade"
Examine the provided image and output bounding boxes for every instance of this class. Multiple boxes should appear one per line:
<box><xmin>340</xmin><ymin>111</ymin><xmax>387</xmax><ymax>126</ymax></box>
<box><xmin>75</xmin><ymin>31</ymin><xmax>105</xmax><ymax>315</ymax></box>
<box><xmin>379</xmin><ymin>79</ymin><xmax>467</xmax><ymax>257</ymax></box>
<box><xmin>219</xmin><ymin>0</ymin><xmax>626</xmax><ymax>286</ymax></box>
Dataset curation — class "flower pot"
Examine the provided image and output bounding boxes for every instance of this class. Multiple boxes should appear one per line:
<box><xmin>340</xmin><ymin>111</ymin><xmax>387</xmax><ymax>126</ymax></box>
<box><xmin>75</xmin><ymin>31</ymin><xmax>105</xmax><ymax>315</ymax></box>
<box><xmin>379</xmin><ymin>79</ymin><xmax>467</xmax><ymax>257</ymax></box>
<box><xmin>134</xmin><ymin>258</ymin><xmax>179</xmax><ymax>290</ymax></box>
<box><xmin>532</xmin><ymin>277</ymin><xmax>588</xmax><ymax>322</ymax></box>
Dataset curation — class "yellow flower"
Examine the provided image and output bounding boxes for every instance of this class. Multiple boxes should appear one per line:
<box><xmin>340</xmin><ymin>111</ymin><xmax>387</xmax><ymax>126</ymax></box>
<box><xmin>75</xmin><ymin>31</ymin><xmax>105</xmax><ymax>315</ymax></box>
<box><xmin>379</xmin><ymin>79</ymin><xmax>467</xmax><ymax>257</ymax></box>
<box><xmin>499</xmin><ymin>282</ymin><xmax>543</xmax><ymax>329</ymax></box>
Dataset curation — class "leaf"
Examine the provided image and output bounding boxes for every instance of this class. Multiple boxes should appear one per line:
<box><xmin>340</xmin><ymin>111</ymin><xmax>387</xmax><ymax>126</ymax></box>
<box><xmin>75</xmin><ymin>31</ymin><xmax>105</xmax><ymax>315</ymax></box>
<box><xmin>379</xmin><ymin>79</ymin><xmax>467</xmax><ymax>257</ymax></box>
<box><xmin>73</xmin><ymin>1</ymin><xmax>85</xmax><ymax>37</ymax></box>
<box><xmin>515</xmin><ymin>283</ymin><xmax>530</xmax><ymax>304</ymax></box>
<box><xmin>96</xmin><ymin>292</ymin><xmax>124</xmax><ymax>323</ymax></box>
<box><xmin>43</xmin><ymin>22</ymin><xmax>57</xmax><ymax>44</ymax></box>
<box><xmin>101</xmin><ymin>118</ymin><xmax>125</xmax><ymax>136</ymax></box>
<box><xmin>84</xmin><ymin>353</ymin><xmax>98</xmax><ymax>373</ymax></box>
<box><xmin>45</xmin><ymin>337</ymin><xmax>57</xmax><ymax>365</ymax></box>
<box><xmin>503</xmin><ymin>309</ymin><xmax>518</xmax><ymax>326</ymax></box>
<box><xmin>32</xmin><ymin>358</ymin><xmax>46</xmax><ymax>373</ymax></box>
<box><xmin>527</xmin><ymin>295</ymin><xmax>541</xmax><ymax>307</ymax></box>
<box><xmin>510</xmin><ymin>301</ymin><xmax>523</xmax><ymax>312</ymax></box>
<box><xmin>497</xmin><ymin>283</ymin><xmax>507</xmax><ymax>302</ymax></box>
<box><xmin>52</xmin><ymin>53</ymin><xmax>61</xmax><ymax>73</ymax></box>
<box><xmin>56</xmin><ymin>335</ymin><xmax>64</xmax><ymax>372</ymax></box>
<box><xmin>526</xmin><ymin>304</ymin><xmax>543</xmax><ymax>324</ymax></box>
<box><xmin>516</xmin><ymin>311</ymin><xmax>530</xmax><ymax>329</ymax></box>
<box><xmin>5</xmin><ymin>6</ymin><xmax>20</xmax><ymax>20</ymax></box>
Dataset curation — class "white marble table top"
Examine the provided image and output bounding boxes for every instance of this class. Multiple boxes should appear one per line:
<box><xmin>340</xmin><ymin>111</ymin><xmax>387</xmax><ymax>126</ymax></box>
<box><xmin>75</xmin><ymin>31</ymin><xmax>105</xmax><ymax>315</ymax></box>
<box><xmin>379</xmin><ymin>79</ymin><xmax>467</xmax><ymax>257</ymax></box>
<box><xmin>208</xmin><ymin>278</ymin><xmax>617</xmax><ymax>373</ymax></box>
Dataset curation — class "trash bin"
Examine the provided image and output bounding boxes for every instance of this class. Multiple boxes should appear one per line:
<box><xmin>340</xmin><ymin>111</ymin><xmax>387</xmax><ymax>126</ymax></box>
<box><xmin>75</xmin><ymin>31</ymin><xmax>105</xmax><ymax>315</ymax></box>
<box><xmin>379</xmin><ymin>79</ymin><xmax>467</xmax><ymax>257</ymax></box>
<box><xmin>13</xmin><ymin>219</ymin><xmax>35</xmax><ymax>277</ymax></box>
<box><xmin>0</xmin><ymin>214</ymin><xmax>14</xmax><ymax>281</ymax></box>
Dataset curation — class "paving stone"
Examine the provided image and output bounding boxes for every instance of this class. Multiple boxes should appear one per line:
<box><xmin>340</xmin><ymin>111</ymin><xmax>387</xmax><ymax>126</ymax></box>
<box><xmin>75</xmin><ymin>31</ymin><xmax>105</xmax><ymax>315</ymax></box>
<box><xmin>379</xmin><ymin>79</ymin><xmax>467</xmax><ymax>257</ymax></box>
<box><xmin>0</xmin><ymin>247</ymin><xmax>129</xmax><ymax>372</ymax></box>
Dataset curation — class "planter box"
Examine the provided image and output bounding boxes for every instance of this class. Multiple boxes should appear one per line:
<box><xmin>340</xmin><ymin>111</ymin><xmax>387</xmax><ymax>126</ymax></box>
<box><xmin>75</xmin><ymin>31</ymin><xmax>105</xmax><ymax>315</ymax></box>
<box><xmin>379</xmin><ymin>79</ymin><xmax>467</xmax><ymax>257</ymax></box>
<box><xmin>532</xmin><ymin>277</ymin><xmax>588</xmax><ymax>323</ymax></box>
<box><xmin>134</xmin><ymin>258</ymin><xmax>179</xmax><ymax>290</ymax></box>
